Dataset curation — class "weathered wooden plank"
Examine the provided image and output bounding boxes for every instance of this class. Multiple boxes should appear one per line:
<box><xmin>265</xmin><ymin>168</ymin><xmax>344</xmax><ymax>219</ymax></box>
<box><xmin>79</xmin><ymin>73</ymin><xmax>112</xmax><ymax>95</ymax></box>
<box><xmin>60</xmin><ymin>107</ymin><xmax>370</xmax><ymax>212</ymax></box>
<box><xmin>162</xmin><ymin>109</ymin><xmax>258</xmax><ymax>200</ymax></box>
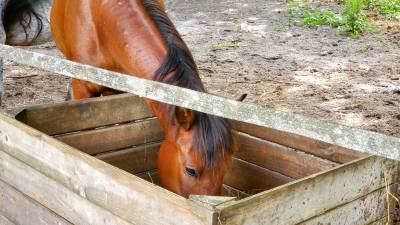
<box><xmin>0</xmin><ymin>113</ymin><xmax>213</xmax><ymax>225</ymax></box>
<box><xmin>367</xmin><ymin>217</ymin><xmax>387</xmax><ymax>225</ymax></box>
<box><xmin>0</xmin><ymin>151</ymin><xmax>132</xmax><ymax>225</ymax></box>
<box><xmin>1</xmin><ymin>45</ymin><xmax>399</xmax><ymax>161</ymax></box>
<box><xmin>217</xmin><ymin>156</ymin><xmax>399</xmax><ymax>225</ymax></box>
<box><xmin>15</xmin><ymin>94</ymin><xmax>154</xmax><ymax>135</ymax></box>
<box><xmin>189</xmin><ymin>195</ymin><xmax>236</xmax><ymax>209</ymax></box>
<box><xmin>224</xmin><ymin>158</ymin><xmax>294</xmax><ymax>194</ymax></box>
<box><xmin>97</xmin><ymin>142</ymin><xmax>160</xmax><ymax>174</ymax></box>
<box><xmin>0</xmin><ymin>179</ymin><xmax>73</xmax><ymax>225</ymax></box>
<box><xmin>221</xmin><ymin>185</ymin><xmax>250</xmax><ymax>199</ymax></box>
<box><xmin>300</xmin><ymin>186</ymin><xmax>395</xmax><ymax>225</ymax></box>
<box><xmin>0</xmin><ymin>215</ymin><xmax>15</xmax><ymax>225</ymax></box>
<box><xmin>235</xmin><ymin>132</ymin><xmax>338</xmax><ymax>179</ymax></box>
<box><xmin>56</xmin><ymin>118</ymin><xmax>163</xmax><ymax>155</ymax></box>
<box><xmin>232</xmin><ymin>121</ymin><xmax>367</xmax><ymax>163</ymax></box>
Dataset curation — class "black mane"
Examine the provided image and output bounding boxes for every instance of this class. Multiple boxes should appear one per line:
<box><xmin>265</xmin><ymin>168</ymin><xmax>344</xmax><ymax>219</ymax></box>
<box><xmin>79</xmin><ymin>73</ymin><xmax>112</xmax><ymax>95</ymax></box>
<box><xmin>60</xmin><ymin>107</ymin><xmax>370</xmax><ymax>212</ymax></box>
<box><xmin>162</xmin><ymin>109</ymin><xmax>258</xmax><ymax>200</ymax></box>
<box><xmin>141</xmin><ymin>0</ymin><xmax>234</xmax><ymax>168</ymax></box>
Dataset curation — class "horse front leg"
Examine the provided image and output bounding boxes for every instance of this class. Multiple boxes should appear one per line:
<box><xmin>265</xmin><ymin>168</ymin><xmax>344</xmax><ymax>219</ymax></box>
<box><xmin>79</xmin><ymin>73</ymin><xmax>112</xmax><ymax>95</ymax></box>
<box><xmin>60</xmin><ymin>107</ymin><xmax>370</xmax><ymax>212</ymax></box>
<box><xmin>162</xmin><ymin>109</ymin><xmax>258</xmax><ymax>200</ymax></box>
<box><xmin>69</xmin><ymin>79</ymin><xmax>102</xmax><ymax>100</ymax></box>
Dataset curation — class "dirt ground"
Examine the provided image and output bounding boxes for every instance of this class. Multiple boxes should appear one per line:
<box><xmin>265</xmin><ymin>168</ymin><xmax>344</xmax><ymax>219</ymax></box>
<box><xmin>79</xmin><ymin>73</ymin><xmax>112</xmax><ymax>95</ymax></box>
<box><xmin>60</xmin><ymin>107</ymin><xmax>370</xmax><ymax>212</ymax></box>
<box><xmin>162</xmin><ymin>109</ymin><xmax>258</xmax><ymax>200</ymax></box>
<box><xmin>3</xmin><ymin>0</ymin><xmax>400</xmax><ymax>137</ymax></box>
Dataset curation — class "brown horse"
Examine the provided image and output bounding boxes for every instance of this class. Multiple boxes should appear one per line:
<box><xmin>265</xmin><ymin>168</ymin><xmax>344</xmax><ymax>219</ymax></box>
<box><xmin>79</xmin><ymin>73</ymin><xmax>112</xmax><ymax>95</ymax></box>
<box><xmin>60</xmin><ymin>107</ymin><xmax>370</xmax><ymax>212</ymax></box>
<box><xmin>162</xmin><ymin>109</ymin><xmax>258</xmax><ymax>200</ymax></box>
<box><xmin>51</xmin><ymin>0</ymin><xmax>237</xmax><ymax>197</ymax></box>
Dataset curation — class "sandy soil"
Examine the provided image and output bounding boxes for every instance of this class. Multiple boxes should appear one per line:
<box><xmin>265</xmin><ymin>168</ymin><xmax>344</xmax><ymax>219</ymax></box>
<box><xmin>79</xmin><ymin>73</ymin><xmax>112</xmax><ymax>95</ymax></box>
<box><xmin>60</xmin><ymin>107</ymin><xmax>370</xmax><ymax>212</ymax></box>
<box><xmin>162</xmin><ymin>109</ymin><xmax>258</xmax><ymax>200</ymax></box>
<box><xmin>3</xmin><ymin>0</ymin><xmax>400</xmax><ymax>137</ymax></box>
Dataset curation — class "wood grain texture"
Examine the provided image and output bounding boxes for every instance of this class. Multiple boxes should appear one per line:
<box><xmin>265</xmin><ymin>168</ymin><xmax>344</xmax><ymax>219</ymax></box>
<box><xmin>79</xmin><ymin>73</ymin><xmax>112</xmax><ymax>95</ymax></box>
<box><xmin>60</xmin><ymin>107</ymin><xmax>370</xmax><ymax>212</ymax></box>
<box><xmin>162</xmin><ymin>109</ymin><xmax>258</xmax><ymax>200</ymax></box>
<box><xmin>221</xmin><ymin>185</ymin><xmax>250</xmax><ymax>199</ymax></box>
<box><xmin>235</xmin><ymin>132</ymin><xmax>338</xmax><ymax>179</ymax></box>
<box><xmin>0</xmin><ymin>179</ymin><xmax>72</xmax><ymax>225</ymax></box>
<box><xmin>97</xmin><ymin>142</ymin><xmax>161</xmax><ymax>174</ymax></box>
<box><xmin>0</xmin><ymin>151</ymin><xmax>132</xmax><ymax>225</ymax></box>
<box><xmin>367</xmin><ymin>217</ymin><xmax>387</xmax><ymax>225</ymax></box>
<box><xmin>1</xmin><ymin>45</ymin><xmax>400</xmax><ymax>161</ymax></box>
<box><xmin>56</xmin><ymin>118</ymin><xmax>163</xmax><ymax>155</ymax></box>
<box><xmin>15</xmin><ymin>94</ymin><xmax>154</xmax><ymax>135</ymax></box>
<box><xmin>224</xmin><ymin>158</ymin><xmax>294</xmax><ymax>194</ymax></box>
<box><xmin>0</xmin><ymin>113</ymin><xmax>213</xmax><ymax>225</ymax></box>
<box><xmin>0</xmin><ymin>215</ymin><xmax>14</xmax><ymax>225</ymax></box>
<box><xmin>217</xmin><ymin>156</ymin><xmax>399</xmax><ymax>225</ymax></box>
<box><xmin>300</xmin><ymin>186</ymin><xmax>396</xmax><ymax>225</ymax></box>
<box><xmin>189</xmin><ymin>195</ymin><xmax>236</xmax><ymax>209</ymax></box>
<box><xmin>232</xmin><ymin>121</ymin><xmax>367</xmax><ymax>163</ymax></box>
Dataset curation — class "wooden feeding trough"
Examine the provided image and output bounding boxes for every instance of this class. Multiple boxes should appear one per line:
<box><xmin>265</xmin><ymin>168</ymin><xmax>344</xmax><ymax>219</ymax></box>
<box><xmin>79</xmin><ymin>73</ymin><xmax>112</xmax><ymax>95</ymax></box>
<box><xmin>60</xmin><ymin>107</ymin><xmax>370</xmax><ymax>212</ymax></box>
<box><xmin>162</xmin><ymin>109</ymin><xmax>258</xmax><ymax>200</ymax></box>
<box><xmin>0</xmin><ymin>94</ymin><xmax>398</xmax><ymax>225</ymax></box>
<box><xmin>0</xmin><ymin>45</ymin><xmax>399</xmax><ymax>224</ymax></box>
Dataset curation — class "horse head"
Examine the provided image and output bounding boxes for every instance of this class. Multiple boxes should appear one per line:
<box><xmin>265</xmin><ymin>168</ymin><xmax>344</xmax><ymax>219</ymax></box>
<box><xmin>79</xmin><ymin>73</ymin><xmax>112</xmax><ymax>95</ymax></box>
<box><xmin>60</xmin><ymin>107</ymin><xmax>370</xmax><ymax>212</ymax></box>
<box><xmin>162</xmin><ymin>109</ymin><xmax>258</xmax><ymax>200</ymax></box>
<box><xmin>157</xmin><ymin>95</ymin><xmax>247</xmax><ymax>197</ymax></box>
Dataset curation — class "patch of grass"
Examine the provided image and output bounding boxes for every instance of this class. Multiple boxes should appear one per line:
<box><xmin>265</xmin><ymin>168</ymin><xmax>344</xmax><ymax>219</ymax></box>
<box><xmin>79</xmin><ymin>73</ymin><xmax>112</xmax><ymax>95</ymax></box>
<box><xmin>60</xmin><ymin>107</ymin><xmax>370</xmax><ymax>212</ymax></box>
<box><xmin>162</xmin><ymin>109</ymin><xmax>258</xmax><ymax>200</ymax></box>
<box><xmin>212</xmin><ymin>42</ymin><xmax>239</xmax><ymax>50</ymax></box>
<box><xmin>369</xmin><ymin>0</ymin><xmax>400</xmax><ymax>20</ymax></box>
<box><xmin>284</xmin><ymin>0</ymin><xmax>309</xmax><ymax>19</ymax></box>
<box><xmin>342</xmin><ymin>0</ymin><xmax>373</xmax><ymax>36</ymax></box>
<box><xmin>285</xmin><ymin>0</ymin><xmax>376</xmax><ymax>36</ymax></box>
<box><xmin>303</xmin><ymin>10</ymin><xmax>328</xmax><ymax>26</ymax></box>
<box><xmin>303</xmin><ymin>9</ymin><xmax>344</xmax><ymax>27</ymax></box>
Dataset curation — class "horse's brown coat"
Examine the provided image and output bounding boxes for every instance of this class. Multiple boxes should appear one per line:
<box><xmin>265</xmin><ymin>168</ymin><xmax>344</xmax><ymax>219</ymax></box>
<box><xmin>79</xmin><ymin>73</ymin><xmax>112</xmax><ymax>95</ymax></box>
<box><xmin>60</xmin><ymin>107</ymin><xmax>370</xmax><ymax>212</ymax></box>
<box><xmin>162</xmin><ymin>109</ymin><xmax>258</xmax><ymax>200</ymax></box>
<box><xmin>50</xmin><ymin>0</ymin><xmax>234</xmax><ymax>197</ymax></box>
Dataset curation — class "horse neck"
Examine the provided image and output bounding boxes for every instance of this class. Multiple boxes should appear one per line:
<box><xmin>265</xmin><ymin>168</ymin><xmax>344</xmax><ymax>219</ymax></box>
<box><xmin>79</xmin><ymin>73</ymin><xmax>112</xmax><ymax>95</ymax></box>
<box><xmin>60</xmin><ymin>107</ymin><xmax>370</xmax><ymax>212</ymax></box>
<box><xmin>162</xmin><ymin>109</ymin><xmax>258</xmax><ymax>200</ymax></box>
<box><xmin>96</xmin><ymin>0</ymin><xmax>168</xmax><ymax>80</ymax></box>
<box><xmin>96</xmin><ymin>1</ymin><xmax>199</xmax><ymax>130</ymax></box>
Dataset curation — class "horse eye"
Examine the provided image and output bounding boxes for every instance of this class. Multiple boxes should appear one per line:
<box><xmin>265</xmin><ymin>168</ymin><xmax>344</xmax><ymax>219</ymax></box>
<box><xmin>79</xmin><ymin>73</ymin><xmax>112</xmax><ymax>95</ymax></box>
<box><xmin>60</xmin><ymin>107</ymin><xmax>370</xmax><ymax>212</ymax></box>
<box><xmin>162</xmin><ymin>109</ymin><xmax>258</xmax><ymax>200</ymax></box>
<box><xmin>185</xmin><ymin>168</ymin><xmax>199</xmax><ymax>178</ymax></box>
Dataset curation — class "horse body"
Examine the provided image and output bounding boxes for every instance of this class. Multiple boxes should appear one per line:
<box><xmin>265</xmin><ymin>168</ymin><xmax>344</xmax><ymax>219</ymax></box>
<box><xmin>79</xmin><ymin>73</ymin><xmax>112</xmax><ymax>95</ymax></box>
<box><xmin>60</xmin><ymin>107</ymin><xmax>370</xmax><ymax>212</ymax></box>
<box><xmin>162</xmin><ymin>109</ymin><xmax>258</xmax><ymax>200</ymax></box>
<box><xmin>51</xmin><ymin>0</ymin><xmax>235</xmax><ymax>197</ymax></box>
<box><xmin>51</xmin><ymin>0</ymin><xmax>166</xmax><ymax>100</ymax></box>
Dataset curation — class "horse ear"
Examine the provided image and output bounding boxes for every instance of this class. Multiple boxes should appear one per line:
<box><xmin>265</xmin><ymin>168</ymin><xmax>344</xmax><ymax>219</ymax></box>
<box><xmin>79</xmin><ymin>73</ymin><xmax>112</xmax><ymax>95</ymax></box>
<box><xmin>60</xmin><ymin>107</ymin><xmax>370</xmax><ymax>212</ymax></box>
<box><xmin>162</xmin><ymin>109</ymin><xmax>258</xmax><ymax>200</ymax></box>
<box><xmin>236</xmin><ymin>94</ymin><xmax>247</xmax><ymax>102</ymax></box>
<box><xmin>175</xmin><ymin>107</ymin><xmax>195</xmax><ymax>130</ymax></box>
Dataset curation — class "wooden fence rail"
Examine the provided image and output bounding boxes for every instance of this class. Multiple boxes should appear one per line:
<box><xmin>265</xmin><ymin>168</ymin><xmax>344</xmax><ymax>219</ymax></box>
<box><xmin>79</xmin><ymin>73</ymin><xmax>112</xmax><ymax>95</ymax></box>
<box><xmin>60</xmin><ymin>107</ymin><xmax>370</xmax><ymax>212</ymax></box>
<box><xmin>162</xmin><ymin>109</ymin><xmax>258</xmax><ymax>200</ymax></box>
<box><xmin>0</xmin><ymin>44</ymin><xmax>399</xmax><ymax>161</ymax></box>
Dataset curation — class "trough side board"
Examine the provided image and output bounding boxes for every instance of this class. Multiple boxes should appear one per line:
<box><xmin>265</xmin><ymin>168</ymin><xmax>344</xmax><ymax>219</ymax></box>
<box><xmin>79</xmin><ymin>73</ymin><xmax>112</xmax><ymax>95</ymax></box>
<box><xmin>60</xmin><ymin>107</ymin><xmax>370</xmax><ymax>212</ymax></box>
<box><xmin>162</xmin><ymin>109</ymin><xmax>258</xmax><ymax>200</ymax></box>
<box><xmin>0</xmin><ymin>151</ymin><xmax>132</xmax><ymax>225</ymax></box>
<box><xmin>14</xmin><ymin>94</ymin><xmax>154</xmax><ymax>135</ymax></box>
<box><xmin>5</xmin><ymin>95</ymin><xmax>399</xmax><ymax>225</ymax></box>
<box><xmin>0</xmin><ymin>179</ymin><xmax>73</xmax><ymax>225</ymax></box>
<box><xmin>300</xmin><ymin>185</ymin><xmax>397</xmax><ymax>225</ymax></box>
<box><xmin>234</xmin><ymin>132</ymin><xmax>338</xmax><ymax>179</ymax></box>
<box><xmin>56</xmin><ymin>118</ymin><xmax>163</xmax><ymax>155</ymax></box>
<box><xmin>217</xmin><ymin>156</ymin><xmax>399</xmax><ymax>225</ymax></box>
<box><xmin>232</xmin><ymin>121</ymin><xmax>367</xmax><ymax>163</ymax></box>
<box><xmin>0</xmin><ymin>112</ymin><xmax>215</xmax><ymax>225</ymax></box>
